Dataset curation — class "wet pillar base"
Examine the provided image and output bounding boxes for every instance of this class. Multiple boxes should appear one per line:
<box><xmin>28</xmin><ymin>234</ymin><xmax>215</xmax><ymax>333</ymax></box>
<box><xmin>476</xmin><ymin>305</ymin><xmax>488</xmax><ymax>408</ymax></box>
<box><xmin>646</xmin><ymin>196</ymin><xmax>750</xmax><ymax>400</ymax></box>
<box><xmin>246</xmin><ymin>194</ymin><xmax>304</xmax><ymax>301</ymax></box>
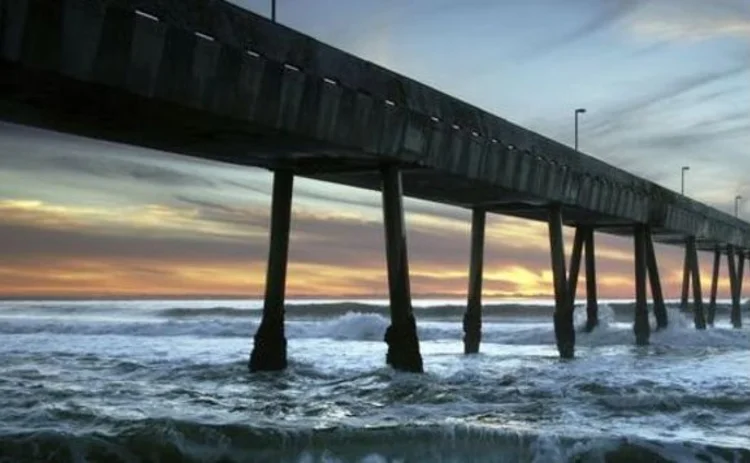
<box><xmin>462</xmin><ymin>308</ymin><xmax>481</xmax><ymax>355</ymax></box>
<box><xmin>249</xmin><ymin>319</ymin><xmax>287</xmax><ymax>372</ymax></box>
<box><xmin>385</xmin><ymin>315</ymin><xmax>423</xmax><ymax>372</ymax></box>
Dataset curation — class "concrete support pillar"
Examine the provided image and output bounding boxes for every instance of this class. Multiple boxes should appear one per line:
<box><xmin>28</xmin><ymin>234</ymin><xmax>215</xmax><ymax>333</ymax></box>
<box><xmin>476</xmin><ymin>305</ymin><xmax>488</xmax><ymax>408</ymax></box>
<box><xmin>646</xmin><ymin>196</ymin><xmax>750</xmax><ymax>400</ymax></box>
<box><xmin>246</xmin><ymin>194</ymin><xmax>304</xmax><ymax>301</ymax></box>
<box><xmin>644</xmin><ymin>227</ymin><xmax>668</xmax><ymax>330</ymax></box>
<box><xmin>737</xmin><ymin>250</ymin><xmax>745</xmax><ymax>328</ymax></box>
<box><xmin>567</xmin><ymin>227</ymin><xmax>585</xmax><ymax>312</ymax></box>
<box><xmin>687</xmin><ymin>237</ymin><xmax>707</xmax><ymax>330</ymax></box>
<box><xmin>584</xmin><ymin>228</ymin><xmax>599</xmax><ymax>332</ymax></box>
<box><xmin>249</xmin><ymin>170</ymin><xmax>293</xmax><ymax>372</ymax></box>
<box><xmin>680</xmin><ymin>245</ymin><xmax>690</xmax><ymax>310</ymax></box>
<box><xmin>548</xmin><ymin>204</ymin><xmax>574</xmax><ymax>359</ymax></box>
<box><xmin>463</xmin><ymin>208</ymin><xmax>485</xmax><ymax>354</ymax></box>
<box><xmin>380</xmin><ymin>164</ymin><xmax>423</xmax><ymax>372</ymax></box>
<box><xmin>633</xmin><ymin>224</ymin><xmax>650</xmax><ymax>345</ymax></box>
<box><xmin>728</xmin><ymin>246</ymin><xmax>741</xmax><ymax>328</ymax></box>
<box><xmin>707</xmin><ymin>248</ymin><xmax>721</xmax><ymax>326</ymax></box>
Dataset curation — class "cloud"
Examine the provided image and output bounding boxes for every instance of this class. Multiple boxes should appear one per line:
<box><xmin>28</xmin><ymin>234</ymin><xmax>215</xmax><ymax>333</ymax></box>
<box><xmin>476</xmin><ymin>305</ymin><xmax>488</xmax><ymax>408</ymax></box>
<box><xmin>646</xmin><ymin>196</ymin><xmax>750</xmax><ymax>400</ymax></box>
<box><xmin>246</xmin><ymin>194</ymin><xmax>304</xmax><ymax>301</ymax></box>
<box><xmin>516</xmin><ymin>0</ymin><xmax>643</xmax><ymax>59</ymax></box>
<box><xmin>627</xmin><ymin>0</ymin><xmax>750</xmax><ymax>42</ymax></box>
<box><xmin>0</xmin><ymin>195</ymin><xmax>685</xmax><ymax>299</ymax></box>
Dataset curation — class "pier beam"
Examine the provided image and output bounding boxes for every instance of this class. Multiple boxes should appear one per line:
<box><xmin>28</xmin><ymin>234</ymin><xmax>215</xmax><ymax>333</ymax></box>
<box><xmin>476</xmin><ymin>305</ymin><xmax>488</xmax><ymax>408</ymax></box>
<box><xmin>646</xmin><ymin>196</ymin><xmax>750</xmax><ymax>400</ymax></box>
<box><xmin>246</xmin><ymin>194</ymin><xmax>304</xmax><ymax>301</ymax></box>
<box><xmin>381</xmin><ymin>165</ymin><xmax>423</xmax><ymax>372</ymax></box>
<box><xmin>584</xmin><ymin>228</ymin><xmax>599</xmax><ymax>332</ymax></box>
<box><xmin>249</xmin><ymin>170</ymin><xmax>294</xmax><ymax>372</ymax></box>
<box><xmin>463</xmin><ymin>208</ymin><xmax>486</xmax><ymax>354</ymax></box>
<box><xmin>680</xmin><ymin>245</ymin><xmax>690</xmax><ymax>310</ymax></box>
<box><xmin>707</xmin><ymin>248</ymin><xmax>721</xmax><ymax>326</ymax></box>
<box><xmin>548</xmin><ymin>204</ymin><xmax>574</xmax><ymax>359</ymax></box>
<box><xmin>644</xmin><ymin>227</ymin><xmax>668</xmax><ymax>330</ymax></box>
<box><xmin>687</xmin><ymin>237</ymin><xmax>707</xmax><ymax>330</ymax></box>
<box><xmin>633</xmin><ymin>224</ymin><xmax>650</xmax><ymax>345</ymax></box>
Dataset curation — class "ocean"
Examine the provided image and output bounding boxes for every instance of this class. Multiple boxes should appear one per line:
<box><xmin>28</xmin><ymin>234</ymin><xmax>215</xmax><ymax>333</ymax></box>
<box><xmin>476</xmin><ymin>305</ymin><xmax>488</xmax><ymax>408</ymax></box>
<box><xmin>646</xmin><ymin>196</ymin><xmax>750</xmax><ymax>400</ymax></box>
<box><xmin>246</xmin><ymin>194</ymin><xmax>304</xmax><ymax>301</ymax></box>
<box><xmin>0</xmin><ymin>299</ymin><xmax>748</xmax><ymax>462</ymax></box>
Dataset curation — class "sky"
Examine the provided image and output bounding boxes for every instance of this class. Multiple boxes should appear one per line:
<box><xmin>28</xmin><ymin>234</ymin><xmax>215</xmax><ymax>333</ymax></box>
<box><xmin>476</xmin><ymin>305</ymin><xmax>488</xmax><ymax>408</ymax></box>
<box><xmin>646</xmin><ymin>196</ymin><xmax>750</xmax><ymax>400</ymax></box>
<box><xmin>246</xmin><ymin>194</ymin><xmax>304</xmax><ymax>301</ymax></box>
<box><xmin>0</xmin><ymin>0</ymin><xmax>748</xmax><ymax>299</ymax></box>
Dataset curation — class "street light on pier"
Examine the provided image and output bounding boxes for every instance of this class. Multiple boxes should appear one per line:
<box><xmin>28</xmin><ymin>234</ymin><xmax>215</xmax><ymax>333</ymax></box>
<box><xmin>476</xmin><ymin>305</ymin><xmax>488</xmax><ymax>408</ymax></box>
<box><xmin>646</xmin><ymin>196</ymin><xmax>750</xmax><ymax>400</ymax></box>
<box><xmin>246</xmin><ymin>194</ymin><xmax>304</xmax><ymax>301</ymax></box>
<box><xmin>574</xmin><ymin>108</ymin><xmax>586</xmax><ymax>152</ymax></box>
<box><xmin>735</xmin><ymin>195</ymin><xmax>742</xmax><ymax>217</ymax></box>
<box><xmin>680</xmin><ymin>166</ymin><xmax>690</xmax><ymax>195</ymax></box>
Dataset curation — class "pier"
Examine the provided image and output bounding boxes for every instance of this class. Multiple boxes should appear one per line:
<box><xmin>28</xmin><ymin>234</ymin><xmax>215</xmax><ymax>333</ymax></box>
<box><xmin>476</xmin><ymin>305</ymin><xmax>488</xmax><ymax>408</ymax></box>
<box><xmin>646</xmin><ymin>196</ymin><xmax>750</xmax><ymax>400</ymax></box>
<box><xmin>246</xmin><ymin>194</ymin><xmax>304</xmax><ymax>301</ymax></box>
<box><xmin>1</xmin><ymin>0</ymin><xmax>749</xmax><ymax>373</ymax></box>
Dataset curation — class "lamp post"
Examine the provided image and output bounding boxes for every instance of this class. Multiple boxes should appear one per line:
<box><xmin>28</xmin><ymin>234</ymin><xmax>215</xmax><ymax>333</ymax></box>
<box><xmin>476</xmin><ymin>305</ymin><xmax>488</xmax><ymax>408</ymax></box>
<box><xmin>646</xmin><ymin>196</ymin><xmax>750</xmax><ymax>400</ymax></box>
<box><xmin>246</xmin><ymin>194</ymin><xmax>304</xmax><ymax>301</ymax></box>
<box><xmin>271</xmin><ymin>0</ymin><xmax>276</xmax><ymax>21</ymax></box>
<box><xmin>680</xmin><ymin>166</ymin><xmax>690</xmax><ymax>195</ymax></box>
<box><xmin>574</xmin><ymin>108</ymin><xmax>586</xmax><ymax>152</ymax></box>
<box><xmin>735</xmin><ymin>195</ymin><xmax>742</xmax><ymax>217</ymax></box>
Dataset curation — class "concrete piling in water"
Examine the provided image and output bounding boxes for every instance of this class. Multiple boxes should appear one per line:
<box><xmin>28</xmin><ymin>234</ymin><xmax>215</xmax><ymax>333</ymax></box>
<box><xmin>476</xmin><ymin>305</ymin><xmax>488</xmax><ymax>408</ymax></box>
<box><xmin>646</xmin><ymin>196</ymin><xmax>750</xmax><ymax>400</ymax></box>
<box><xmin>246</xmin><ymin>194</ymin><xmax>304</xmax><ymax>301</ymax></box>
<box><xmin>567</xmin><ymin>227</ymin><xmax>585</xmax><ymax>317</ymax></box>
<box><xmin>380</xmin><ymin>164</ymin><xmax>423</xmax><ymax>373</ymax></box>
<box><xmin>707</xmin><ymin>248</ymin><xmax>721</xmax><ymax>326</ymax></box>
<box><xmin>249</xmin><ymin>170</ymin><xmax>294</xmax><ymax>372</ymax></box>
<box><xmin>644</xmin><ymin>227</ymin><xmax>668</xmax><ymax>330</ymax></box>
<box><xmin>680</xmin><ymin>245</ymin><xmax>690</xmax><ymax>311</ymax></box>
<box><xmin>463</xmin><ymin>208</ymin><xmax>485</xmax><ymax>354</ymax></box>
<box><xmin>633</xmin><ymin>224</ymin><xmax>650</xmax><ymax>345</ymax></box>
<box><xmin>584</xmin><ymin>228</ymin><xmax>599</xmax><ymax>332</ymax></box>
<box><xmin>728</xmin><ymin>247</ymin><xmax>744</xmax><ymax>328</ymax></box>
<box><xmin>548</xmin><ymin>204</ymin><xmax>574</xmax><ymax>359</ymax></box>
<box><xmin>736</xmin><ymin>250</ymin><xmax>745</xmax><ymax>329</ymax></box>
<box><xmin>727</xmin><ymin>246</ymin><xmax>740</xmax><ymax>328</ymax></box>
<box><xmin>687</xmin><ymin>237</ymin><xmax>707</xmax><ymax>330</ymax></box>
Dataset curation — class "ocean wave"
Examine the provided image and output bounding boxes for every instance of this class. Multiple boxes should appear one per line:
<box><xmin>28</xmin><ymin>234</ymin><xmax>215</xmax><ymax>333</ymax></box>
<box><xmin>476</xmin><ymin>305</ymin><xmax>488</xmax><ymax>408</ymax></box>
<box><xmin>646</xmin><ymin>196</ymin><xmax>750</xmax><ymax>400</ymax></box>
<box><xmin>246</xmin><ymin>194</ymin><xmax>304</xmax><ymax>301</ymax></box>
<box><xmin>1</xmin><ymin>308</ymin><xmax>749</xmax><ymax>350</ymax></box>
<box><xmin>0</xmin><ymin>419</ymin><xmax>747</xmax><ymax>463</ymax></box>
<box><xmin>2</xmin><ymin>300</ymin><xmax>738</xmax><ymax>321</ymax></box>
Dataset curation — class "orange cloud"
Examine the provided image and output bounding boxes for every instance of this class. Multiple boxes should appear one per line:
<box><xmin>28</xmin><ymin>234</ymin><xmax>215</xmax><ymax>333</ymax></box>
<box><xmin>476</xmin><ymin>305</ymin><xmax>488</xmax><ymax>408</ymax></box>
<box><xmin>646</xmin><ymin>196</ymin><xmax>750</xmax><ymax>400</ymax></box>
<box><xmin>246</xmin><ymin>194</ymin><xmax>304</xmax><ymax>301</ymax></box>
<box><xmin>0</xmin><ymin>196</ymin><xmax>741</xmax><ymax>301</ymax></box>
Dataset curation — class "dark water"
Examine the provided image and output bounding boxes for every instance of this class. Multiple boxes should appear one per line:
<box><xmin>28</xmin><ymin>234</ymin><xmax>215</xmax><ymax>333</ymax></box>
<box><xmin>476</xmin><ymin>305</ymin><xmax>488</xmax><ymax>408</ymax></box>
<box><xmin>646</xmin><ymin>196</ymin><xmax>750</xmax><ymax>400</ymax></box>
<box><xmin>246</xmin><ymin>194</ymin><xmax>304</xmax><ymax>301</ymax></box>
<box><xmin>1</xmin><ymin>300</ymin><xmax>749</xmax><ymax>462</ymax></box>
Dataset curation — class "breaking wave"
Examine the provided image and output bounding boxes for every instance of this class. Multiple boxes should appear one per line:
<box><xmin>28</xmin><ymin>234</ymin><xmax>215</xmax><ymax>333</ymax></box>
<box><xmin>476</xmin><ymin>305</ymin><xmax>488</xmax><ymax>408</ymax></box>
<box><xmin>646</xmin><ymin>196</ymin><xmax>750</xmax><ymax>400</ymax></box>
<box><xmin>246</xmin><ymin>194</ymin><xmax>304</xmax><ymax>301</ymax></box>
<box><xmin>1</xmin><ymin>419</ymin><xmax>748</xmax><ymax>463</ymax></box>
<box><xmin>1</xmin><ymin>306</ymin><xmax>748</xmax><ymax>351</ymax></box>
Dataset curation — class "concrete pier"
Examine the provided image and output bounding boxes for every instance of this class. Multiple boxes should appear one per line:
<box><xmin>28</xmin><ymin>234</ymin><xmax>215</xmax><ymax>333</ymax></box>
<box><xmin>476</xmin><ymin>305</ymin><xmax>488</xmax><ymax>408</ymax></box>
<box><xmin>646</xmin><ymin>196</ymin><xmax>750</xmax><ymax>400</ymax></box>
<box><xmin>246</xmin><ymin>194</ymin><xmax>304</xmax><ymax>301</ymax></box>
<box><xmin>681</xmin><ymin>247</ymin><xmax>690</xmax><ymax>310</ymax></box>
<box><xmin>4</xmin><ymin>0</ymin><xmax>750</xmax><ymax>367</ymax></box>
<box><xmin>633</xmin><ymin>225</ymin><xmax>650</xmax><ymax>345</ymax></box>
<box><xmin>736</xmin><ymin>251</ymin><xmax>745</xmax><ymax>328</ymax></box>
<box><xmin>708</xmin><ymin>248</ymin><xmax>721</xmax><ymax>326</ymax></box>
<box><xmin>548</xmin><ymin>204</ymin><xmax>574</xmax><ymax>359</ymax></box>
<box><xmin>728</xmin><ymin>247</ymin><xmax>744</xmax><ymax>328</ymax></box>
<box><xmin>567</xmin><ymin>227</ymin><xmax>585</xmax><ymax>314</ymax></box>
<box><xmin>645</xmin><ymin>227</ymin><xmax>668</xmax><ymax>330</ymax></box>
<box><xmin>463</xmin><ymin>208</ymin><xmax>485</xmax><ymax>354</ymax></box>
<box><xmin>381</xmin><ymin>165</ymin><xmax>423</xmax><ymax>372</ymax></box>
<box><xmin>584</xmin><ymin>228</ymin><xmax>599</xmax><ymax>332</ymax></box>
<box><xmin>249</xmin><ymin>170</ymin><xmax>294</xmax><ymax>372</ymax></box>
<box><xmin>687</xmin><ymin>237</ymin><xmax>707</xmax><ymax>330</ymax></box>
<box><xmin>728</xmin><ymin>246</ymin><xmax>740</xmax><ymax>328</ymax></box>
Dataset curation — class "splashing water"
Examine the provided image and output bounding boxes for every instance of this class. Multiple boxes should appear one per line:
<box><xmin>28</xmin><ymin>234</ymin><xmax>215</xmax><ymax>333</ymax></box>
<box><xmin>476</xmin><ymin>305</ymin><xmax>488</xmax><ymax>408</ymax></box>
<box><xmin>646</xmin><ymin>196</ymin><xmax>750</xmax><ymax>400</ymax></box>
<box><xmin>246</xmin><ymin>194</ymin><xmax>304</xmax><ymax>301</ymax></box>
<box><xmin>0</xmin><ymin>299</ymin><xmax>748</xmax><ymax>462</ymax></box>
